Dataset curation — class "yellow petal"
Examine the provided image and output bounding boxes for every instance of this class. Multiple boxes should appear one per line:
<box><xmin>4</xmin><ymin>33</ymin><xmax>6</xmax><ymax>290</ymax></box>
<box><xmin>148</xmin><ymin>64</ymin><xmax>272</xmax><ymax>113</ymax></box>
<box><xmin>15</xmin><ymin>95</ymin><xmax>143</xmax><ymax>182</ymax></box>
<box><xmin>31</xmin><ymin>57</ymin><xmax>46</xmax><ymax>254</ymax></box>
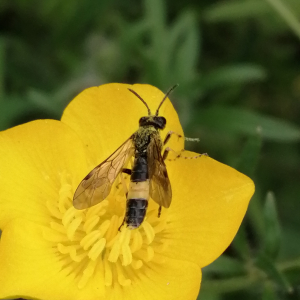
<box><xmin>61</xmin><ymin>83</ymin><xmax>184</xmax><ymax>167</ymax></box>
<box><xmin>0</xmin><ymin>218</ymin><xmax>105</xmax><ymax>300</ymax></box>
<box><xmin>165</xmin><ymin>153</ymin><xmax>254</xmax><ymax>268</ymax></box>
<box><xmin>117</xmin><ymin>258</ymin><xmax>202</xmax><ymax>300</ymax></box>
<box><xmin>0</xmin><ymin>218</ymin><xmax>201</xmax><ymax>300</ymax></box>
<box><xmin>0</xmin><ymin>120</ymin><xmax>88</xmax><ymax>228</ymax></box>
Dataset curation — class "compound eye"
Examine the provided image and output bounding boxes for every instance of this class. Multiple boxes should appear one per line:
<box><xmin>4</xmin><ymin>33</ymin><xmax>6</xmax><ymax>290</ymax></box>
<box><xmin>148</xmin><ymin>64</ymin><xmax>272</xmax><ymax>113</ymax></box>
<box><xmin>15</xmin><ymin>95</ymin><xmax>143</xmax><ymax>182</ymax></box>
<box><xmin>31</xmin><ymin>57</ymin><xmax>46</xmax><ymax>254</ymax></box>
<box><xmin>139</xmin><ymin>116</ymin><xmax>148</xmax><ymax>125</ymax></box>
<box><xmin>155</xmin><ymin>116</ymin><xmax>166</xmax><ymax>129</ymax></box>
<box><xmin>160</xmin><ymin>117</ymin><xmax>166</xmax><ymax>126</ymax></box>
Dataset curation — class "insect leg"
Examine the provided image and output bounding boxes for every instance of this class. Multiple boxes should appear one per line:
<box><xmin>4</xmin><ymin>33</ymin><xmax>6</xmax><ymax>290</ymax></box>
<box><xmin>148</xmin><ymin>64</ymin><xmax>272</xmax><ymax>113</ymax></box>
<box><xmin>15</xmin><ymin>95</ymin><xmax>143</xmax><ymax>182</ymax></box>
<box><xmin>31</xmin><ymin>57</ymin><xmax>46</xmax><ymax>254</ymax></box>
<box><xmin>158</xmin><ymin>205</ymin><xmax>162</xmax><ymax>218</ymax></box>
<box><xmin>178</xmin><ymin>152</ymin><xmax>208</xmax><ymax>160</ymax></box>
<box><xmin>163</xmin><ymin>147</ymin><xmax>208</xmax><ymax>161</ymax></box>
<box><xmin>163</xmin><ymin>132</ymin><xmax>204</xmax><ymax>160</ymax></box>
<box><xmin>162</xmin><ymin>147</ymin><xmax>174</xmax><ymax>161</ymax></box>
<box><xmin>164</xmin><ymin>131</ymin><xmax>200</xmax><ymax>146</ymax></box>
<box><xmin>122</xmin><ymin>168</ymin><xmax>132</xmax><ymax>175</ymax></box>
<box><xmin>163</xmin><ymin>131</ymin><xmax>182</xmax><ymax>145</ymax></box>
<box><xmin>116</xmin><ymin>169</ymin><xmax>132</xmax><ymax>190</ymax></box>
<box><xmin>118</xmin><ymin>218</ymin><xmax>125</xmax><ymax>231</ymax></box>
<box><xmin>163</xmin><ymin>147</ymin><xmax>187</xmax><ymax>160</ymax></box>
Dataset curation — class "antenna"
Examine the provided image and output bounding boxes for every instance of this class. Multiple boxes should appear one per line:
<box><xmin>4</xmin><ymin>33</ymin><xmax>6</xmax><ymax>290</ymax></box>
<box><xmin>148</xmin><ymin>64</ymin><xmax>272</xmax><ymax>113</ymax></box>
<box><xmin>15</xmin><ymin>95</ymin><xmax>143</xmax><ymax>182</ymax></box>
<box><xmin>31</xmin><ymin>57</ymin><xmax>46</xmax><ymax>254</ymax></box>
<box><xmin>155</xmin><ymin>84</ymin><xmax>179</xmax><ymax>116</ymax></box>
<box><xmin>128</xmin><ymin>88</ymin><xmax>151</xmax><ymax>116</ymax></box>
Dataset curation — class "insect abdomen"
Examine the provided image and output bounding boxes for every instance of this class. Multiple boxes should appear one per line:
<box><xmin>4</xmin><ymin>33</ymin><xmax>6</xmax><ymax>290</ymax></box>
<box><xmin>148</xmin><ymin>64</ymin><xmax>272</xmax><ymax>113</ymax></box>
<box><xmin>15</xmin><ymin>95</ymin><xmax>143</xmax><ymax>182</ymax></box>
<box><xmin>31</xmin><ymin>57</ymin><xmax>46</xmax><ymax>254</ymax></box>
<box><xmin>125</xmin><ymin>198</ymin><xmax>148</xmax><ymax>229</ymax></box>
<box><xmin>130</xmin><ymin>155</ymin><xmax>148</xmax><ymax>182</ymax></box>
<box><xmin>126</xmin><ymin>180</ymin><xmax>149</xmax><ymax>229</ymax></box>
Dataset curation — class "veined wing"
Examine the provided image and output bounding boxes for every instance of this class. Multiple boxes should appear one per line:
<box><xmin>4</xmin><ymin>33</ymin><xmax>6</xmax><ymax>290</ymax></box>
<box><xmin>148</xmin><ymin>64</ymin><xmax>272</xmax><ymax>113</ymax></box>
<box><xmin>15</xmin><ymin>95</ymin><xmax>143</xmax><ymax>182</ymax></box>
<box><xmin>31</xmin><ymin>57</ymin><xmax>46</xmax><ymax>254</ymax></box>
<box><xmin>73</xmin><ymin>137</ymin><xmax>134</xmax><ymax>209</ymax></box>
<box><xmin>147</xmin><ymin>135</ymin><xmax>172</xmax><ymax>208</ymax></box>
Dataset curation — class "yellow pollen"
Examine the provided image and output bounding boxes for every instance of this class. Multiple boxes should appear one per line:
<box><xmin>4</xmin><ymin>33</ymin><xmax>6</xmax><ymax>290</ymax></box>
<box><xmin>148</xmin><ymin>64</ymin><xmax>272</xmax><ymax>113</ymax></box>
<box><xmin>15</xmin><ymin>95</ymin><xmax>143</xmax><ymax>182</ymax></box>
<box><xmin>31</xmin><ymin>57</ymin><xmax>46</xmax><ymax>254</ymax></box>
<box><xmin>43</xmin><ymin>170</ymin><xmax>170</xmax><ymax>289</ymax></box>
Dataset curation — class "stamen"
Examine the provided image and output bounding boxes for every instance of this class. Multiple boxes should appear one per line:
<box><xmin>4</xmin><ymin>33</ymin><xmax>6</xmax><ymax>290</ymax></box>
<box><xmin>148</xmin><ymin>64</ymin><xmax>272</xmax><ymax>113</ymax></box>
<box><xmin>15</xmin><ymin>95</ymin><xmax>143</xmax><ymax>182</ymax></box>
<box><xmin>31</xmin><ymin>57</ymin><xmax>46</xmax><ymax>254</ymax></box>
<box><xmin>58</xmin><ymin>187</ymin><xmax>72</xmax><ymax>213</ymax></box>
<box><xmin>142</xmin><ymin>221</ymin><xmax>155</xmax><ymax>244</ymax></box>
<box><xmin>105</xmin><ymin>215</ymin><xmax>119</xmax><ymax>243</ymax></box>
<box><xmin>78</xmin><ymin>260</ymin><xmax>97</xmax><ymax>289</ymax></box>
<box><xmin>99</xmin><ymin>219</ymin><xmax>111</xmax><ymax>236</ymax></box>
<box><xmin>45</xmin><ymin>170</ymin><xmax>170</xmax><ymax>288</ymax></box>
<box><xmin>83</xmin><ymin>215</ymin><xmax>100</xmax><ymax>233</ymax></box>
<box><xmin>46</xmin><ymin>201</ymin><xmax>62</xmax><ymax>219</ymax></box>
<box><xmin>130</xmin><ymin>230</ymin><xmax>143</xmax><ymax>253</ymax></box>
<box><xmin>116</xmin><ymin>262</ymin><xmax>131</xmax><ymax>286</ymax></box>
<box><xmin>121</xmin><ymin>243</ymin><xmax>132</xmax><ymax>266</ymax></box>
<box><xmin>88</xmin><ymin>238</ymin><xmax>106</xmax><ymax>261</ymax></box>
<box><xmin>50</xmin><ymin>221</ymin><xmax>66</xmax><ymax>234</ymax></box>
<box><xmin>104</xmin><ymin>257</ymin><xmax>113</xmax><ymax>286</ymax></box>
<box><xmin>80</xmin><ymin>230</ymin><xmax>102</xmax><ymax>250</ymax></box>
<box><xmin>108</xmin><ymin>240</ymin><xmax>121</xmax><ymax>262</ymax></box>
<box><xmin>67</xmin><ymin>216</ymin><xmax>83</xmax><ymax>241</ymax></box>
<box><xmin>135</xmin><ymin>246</ymin><xmax>155</xmax><ymax>262</ymax></box>
<box><xmin>132</xmin><ymin>259</ymin><xmax>143</xmax><ymax>269</ymax></box>
<box><xmin>70</xmin><ymin>251</ymin><xmax>87</xmax><ymax>263</ymax></box>
<box><xmin>62</xmin><ymin>207</ymin><xmax>82</xmax><ymax>228</ymax></box>
<box><xmin>86</xmin><ymin>200</ymin><xmax>108</xmax><ymax>219</ymax></box>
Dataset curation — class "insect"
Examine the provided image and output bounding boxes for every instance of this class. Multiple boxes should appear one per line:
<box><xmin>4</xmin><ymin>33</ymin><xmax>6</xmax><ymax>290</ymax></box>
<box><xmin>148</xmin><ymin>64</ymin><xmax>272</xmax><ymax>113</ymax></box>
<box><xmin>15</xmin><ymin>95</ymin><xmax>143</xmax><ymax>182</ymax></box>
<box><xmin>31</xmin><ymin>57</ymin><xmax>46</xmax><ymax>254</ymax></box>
<box><xmin>73</xmin><ymin>85</ymin><xmax>179</xmax><ymax>229</ymax></box>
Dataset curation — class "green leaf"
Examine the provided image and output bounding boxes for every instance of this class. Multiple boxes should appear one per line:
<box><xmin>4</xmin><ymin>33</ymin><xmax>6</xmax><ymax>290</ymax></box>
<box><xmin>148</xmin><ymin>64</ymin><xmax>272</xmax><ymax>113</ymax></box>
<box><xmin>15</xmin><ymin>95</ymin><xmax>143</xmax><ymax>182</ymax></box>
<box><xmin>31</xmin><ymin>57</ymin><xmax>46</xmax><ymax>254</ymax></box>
<box><xmin>200</xmin><ymin>275</ymin><xmax>257</xmax><ymax>294</ymax></box>
<box><xmin>255</xmin><ymin>254</ymin><xmax>293</xmax><ymax>293</ymax></box>
<box><xmin>197</xmin><ymin>290</ymin><xmax>222</xmax><ymax>300</ymax></box>
<box><xmin>0</xmin><ymin>37</ymin><xmax>5</xmax><ymax>98</ymax></box>
<box><xmin>0</xmin><ymin>96</ymin><xmax>33</xmax><ymax>130</ymax></box>
<box><xmin>169</xmin><ymin>11</ymin><xmax>199</xmax><ymax>85</ymax></box>
<box><xmin>231</xmin><ymin>224</ymin><xmax>251</xmax><ymax>260</ymax></box>
<box><xmin>203</xmin><ymin>255</ymin><xmax>246</xmax><ymax>276</ymax></box>
<box><xmin>265</xmin><ymin>0</ymin><xmax>300</xmax><ymax>40</ymax></box>
<box><xmin>235</xmin><ymin>128</ymin><xmax>262</xmax><ymax>177</ymax></box>
<box><xmin>201</xmin><ymin>64</ymin><xmax>267</xmax><ymax>91</ymax></box>
<box><xmin>144</xmin><ymin>0</ymin><xmax>167</xmax><ymax>85</ymax></box>
<box><xmin>203</xmin><ymin>0</ymin><xmax>270</xmax><ymax>23</ymax></box>
<box><xmin>262</xmin><ymin>283</ymin><xmax>279</xmax><ymax>300</ymax></box>
<box><xmin>263</xmin><ymin>192</ymin><xmax>281</xmax><ymax>259</ymax></box>
<box><xmin>27</xmin><ymin>89</ymin><xmax>62</xmax><ymax>118</ymax></box>
<box><xmin>248</xmin><ymin>192</ymin><xmax>265</xmax><ymax>244</ymax></box>
<box><xmin>196</xmin><ymin>106</ymin><xmax>300</xmax><ymax>142</ymax></box>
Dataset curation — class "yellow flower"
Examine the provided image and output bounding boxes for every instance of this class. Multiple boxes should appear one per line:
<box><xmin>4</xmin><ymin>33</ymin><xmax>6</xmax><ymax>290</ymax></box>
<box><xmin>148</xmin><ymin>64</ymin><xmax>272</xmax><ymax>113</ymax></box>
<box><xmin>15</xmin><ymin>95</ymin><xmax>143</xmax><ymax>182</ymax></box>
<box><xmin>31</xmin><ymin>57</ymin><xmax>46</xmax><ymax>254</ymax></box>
<box><xmin>0</xmin><ymin>83</ymin><xmax>254</xmax><ymax>300</ymax></box>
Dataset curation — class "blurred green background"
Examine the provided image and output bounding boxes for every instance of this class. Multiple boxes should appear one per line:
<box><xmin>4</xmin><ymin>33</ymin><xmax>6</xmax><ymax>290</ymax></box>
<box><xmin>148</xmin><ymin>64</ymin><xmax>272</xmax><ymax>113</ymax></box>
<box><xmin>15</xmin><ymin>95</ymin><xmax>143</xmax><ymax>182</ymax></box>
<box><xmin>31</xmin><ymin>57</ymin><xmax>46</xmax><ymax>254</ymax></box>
<box><xmin>1</xmin><ymin>0</ymin><xmax>300</xmax><ymax>299</ymax></box>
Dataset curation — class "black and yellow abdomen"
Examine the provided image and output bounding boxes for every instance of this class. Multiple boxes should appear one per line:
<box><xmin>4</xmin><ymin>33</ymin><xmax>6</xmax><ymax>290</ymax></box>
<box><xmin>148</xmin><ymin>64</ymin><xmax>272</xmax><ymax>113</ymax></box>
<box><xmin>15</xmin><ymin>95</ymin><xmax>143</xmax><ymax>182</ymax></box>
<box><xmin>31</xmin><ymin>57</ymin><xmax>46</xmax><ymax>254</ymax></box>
<box><xmin>125</xmin><ymin>155</ymin><xmax>150</xmax><ymax>229</ymax></box>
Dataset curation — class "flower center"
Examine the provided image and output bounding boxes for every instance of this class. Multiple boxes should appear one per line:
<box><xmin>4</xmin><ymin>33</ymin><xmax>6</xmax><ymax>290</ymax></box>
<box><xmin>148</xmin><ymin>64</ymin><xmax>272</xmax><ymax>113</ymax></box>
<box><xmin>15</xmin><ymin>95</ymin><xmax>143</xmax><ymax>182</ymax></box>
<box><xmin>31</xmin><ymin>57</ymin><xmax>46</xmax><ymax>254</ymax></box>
<box><xmin>44</xmin><ymin>171</ymin><xmax>169</xmax><ymax>289</ymax></box>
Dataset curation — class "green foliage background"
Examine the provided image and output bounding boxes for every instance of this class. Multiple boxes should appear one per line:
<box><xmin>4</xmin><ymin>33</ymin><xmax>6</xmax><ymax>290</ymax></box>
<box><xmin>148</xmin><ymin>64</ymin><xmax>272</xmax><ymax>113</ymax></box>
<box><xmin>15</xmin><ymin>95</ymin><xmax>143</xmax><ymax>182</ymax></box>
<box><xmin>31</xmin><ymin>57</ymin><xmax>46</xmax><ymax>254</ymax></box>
<box><xmin>1</xmin><ymin>0</ymin><xmax>300</xmax><ymax>299</ymax></box>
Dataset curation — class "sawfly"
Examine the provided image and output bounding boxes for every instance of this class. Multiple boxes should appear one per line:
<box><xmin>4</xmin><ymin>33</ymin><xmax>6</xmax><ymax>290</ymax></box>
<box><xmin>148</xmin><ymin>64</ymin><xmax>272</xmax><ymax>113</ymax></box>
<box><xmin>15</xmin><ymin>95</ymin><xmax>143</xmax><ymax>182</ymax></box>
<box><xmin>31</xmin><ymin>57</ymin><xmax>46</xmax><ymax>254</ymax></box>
<box><xmin>73</xmin><ymin>85</ymin><xmax>179</xmax><ymax>229</ymax></box>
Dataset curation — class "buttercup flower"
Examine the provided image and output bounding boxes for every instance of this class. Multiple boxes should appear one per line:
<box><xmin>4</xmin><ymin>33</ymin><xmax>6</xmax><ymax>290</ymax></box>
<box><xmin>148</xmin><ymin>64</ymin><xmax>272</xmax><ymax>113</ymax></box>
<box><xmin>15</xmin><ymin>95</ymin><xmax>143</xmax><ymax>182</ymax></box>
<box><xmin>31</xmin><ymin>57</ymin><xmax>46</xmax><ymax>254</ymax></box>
<box><xmin>0</xmin><ymin>83</ymin><xmax>254</xmax><ymax>300</ymax></box>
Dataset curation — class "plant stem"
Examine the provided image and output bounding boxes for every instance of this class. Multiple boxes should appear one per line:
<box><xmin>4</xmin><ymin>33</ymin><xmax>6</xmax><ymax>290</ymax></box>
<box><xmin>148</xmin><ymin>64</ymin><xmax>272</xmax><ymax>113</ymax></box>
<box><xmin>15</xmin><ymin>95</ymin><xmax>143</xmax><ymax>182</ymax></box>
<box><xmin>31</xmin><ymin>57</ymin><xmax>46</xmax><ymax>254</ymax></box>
<box><xmin>278</xmin><ymin>257</ymin><xmax>300</xmax><ymax>270</ymax></box>
<box><xmin>202</xmin><ymin>256</ymin><xmax>300</xmax><ymax>294</ymax></box>
<box><xmin>265</xmin><ymin>0</ymin><xmax>300</xmax><ymax>40</ymax></box>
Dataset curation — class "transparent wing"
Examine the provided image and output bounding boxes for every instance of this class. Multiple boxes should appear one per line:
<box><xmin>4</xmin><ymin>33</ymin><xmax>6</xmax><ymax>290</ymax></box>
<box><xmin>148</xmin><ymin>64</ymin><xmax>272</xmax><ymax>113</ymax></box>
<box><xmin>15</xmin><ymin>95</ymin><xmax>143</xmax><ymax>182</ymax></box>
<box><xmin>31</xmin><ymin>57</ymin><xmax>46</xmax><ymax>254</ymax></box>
<box><xmin>73</xmin><ymin>137</ymin><xmax>134</xmax><ymax>209</ymax></box>
<box><xmin>147</xmin><ymin>135</ymin><xmax>172</xmax><ymax>208</ymax></box>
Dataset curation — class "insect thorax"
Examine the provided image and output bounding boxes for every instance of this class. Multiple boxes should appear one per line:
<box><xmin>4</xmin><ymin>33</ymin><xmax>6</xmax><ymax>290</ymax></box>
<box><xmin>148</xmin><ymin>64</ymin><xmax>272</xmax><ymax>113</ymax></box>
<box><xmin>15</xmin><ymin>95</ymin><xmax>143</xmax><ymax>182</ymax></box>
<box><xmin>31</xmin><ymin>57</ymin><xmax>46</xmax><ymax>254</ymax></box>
<box><xmin>133</xmin><ymin>126</ymin><xmax>162</xmax><ymax>153</ymax></box>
